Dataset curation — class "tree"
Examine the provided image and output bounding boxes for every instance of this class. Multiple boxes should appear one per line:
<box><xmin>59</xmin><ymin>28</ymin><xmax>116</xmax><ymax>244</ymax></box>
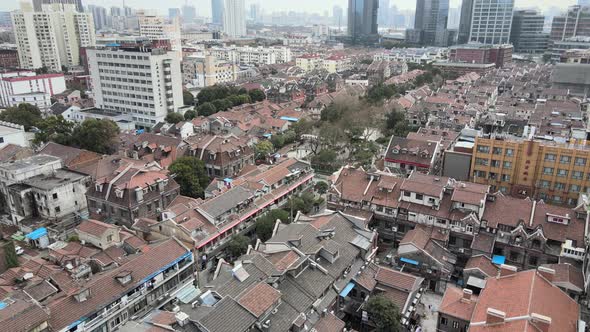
<box><xmin>184</xmin><ymin>109</ymin><xmax>197</xmax><ymax>120</ymax></box>
<box><xmin>183</xmin><ymin>90</ymin><xmax>195</xmax><ymax>105</ymax></box>
<box><xmin>255</xmin><ymin>140</ymin><xmax>274</xmax><ymax>159</ymax></box>
<box><xmin>290</xmin><ymin>118</ymin><xmax>314</xmax><ymax>138</ymax></box>
<box><xmin>383</xmin><ymin>110</ymin><xmax>406</xmax><ymax>137</ymax></box>
<box><xmin>0</xmin><ymin>104</ymin><xmax>42</xmax><ymax>130</ymax></box>
<box><xmin>248</xmin><ymin>89</ymin><xmax>266</xmax><ymax>102</ymax></box>
<box><xmin>197</xmin><ymin>102</ymin><xmax>217</xmax><ymax>116</ymax></box>
<box><xmin>255</xmin><ymin>209</ymin><xmax>290</xmax><ymax>241</ymax></box>
<box><xmin>71</xmin><ymin>119</ymin><xmax>120</xmax><ymax>154</ymax></box>
<box><xmin>169</xmin><ymin>156</ymin><xmax>210</xmax><ymax>199</ymax></box>
<box><xmin>314</xmin><ymin>181</ymin><xmax>329</xmax><ymax>195</ymax></box>
<box><xmin>270</xmin><ymin>134</ymin><xmax>286</xmax><ymax>149</ymax></box>
<box><xmin>165</xmin><ymin>112</ymin><xmax>184</xmax><ymax>124</ymax></box>
<box><xmin>212</xmin><ymin>98</ymin><xmax>233</xmax><ymax>112</ymax></box>
<box><xmin>4</xmin><ymin>241</ymin><xmax>18</xmax><ymax>268</ymax></box>
<box><xmin>311</xmin><ymin>149</ymin><xmax>339</xmax><ymax>172</ymax></box>
<box><xmin>33</xmin><ymin>115</ymin><xmax>75</xmax><ymax>147</ymax></box>
<box><xmin>365</xmin><ymin>295</ymin><xmax>402</xmax><ymax>332</ymax></box>
<box><xmin>226</xmin><ymin>234</ymin><xmax>250</xmax><ymax>258</ymax></box>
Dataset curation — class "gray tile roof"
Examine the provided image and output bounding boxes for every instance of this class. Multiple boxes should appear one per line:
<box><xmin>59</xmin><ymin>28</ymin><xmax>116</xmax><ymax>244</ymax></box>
<box><xmin>199</xmin><ymin>186</ymin><xmax>254</xmax><ymax>220</ymax></box>
<box><xmin>198</xmin><ymin>297</ymin><xmax>256</xmax><ymax>332</ymax></box>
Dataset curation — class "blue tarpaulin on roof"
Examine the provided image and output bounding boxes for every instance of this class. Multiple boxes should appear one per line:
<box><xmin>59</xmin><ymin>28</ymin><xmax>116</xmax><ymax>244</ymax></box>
<box><xmin>106</xmin><ymin>43</ymin><xmax>121</xmax><ymax>47</ymax></box>
<box><xmin>26</xmin><ymin>227</ymin><xmax>47</xmax><ymax>240</ymax></box>
<box><xmin>0</xmin><ymin>302</ymin><xmax>6</xmax><ymax>310</ymax></box>
<box><xmin>263</xmin><ymin>133</ymin><xmax>272</xmax><ymax>138</ymax></box>
<box><xmin>280</xmin><ymin>116</ymin><xmax>299</xmax><ymax>122</ymax></box>
<box><xmin>400</xmin><ymin>257</ymin><xmax>419</xmax><ymax>266</ymax></box>
<box><xmin>492</xmin><ymin>255</ymin><xmax>505</xmax><ymax>265</ymax></box>
<box><xmin>340</xmin><ymin>282</ymin><xmax>355</xmax><ymax>297</ymax></box>
<box><xmin>223</xmin><ymin>178</ymin><xmax>233</xmax><ymax>183</ymax></box>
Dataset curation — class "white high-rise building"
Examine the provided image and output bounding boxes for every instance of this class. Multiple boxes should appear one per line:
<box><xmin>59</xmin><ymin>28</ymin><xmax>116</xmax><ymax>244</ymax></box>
<box><xmin>86</xmin><ymin>46</ymin><xmax>183</xmax><ymax>128</ymax></box>
<box><xmin>223</xmin><ymin>0</ymin><xmax>246</xmax><ymax>37</ymax></box>
<box><xmin>11</xmin><ymin>2</ymin><xmax>95</xmax><ymax>71</ymax></box>
<box><xmin>468</xmin><ymin>0</ymin><xmax>514</xmax><ymax>44</ymax></box>
<box><xmin>138</xmin><ymin>14</ymin><xmax>182</xmax><ymax>52</ymax></box>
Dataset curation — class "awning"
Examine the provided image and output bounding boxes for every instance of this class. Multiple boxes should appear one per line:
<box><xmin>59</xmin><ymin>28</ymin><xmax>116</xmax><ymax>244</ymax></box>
<box><xmin>467</xmin><ymin>276</ymin><xmax>487</xmax><ymax>289</ymax></box>
<box><xmin>26</xmin><ymin>227</ymin><xmax>47</xmax><ymax>240</ymax></box>
<box><xmin>339</xmin><ymin>282</ymin><xmax>355</xmax><ymax>297</ymax></box>
<box><xmin>492</xmin><ymin>255</ymin><xmax>505</xmax><ymax>265</ymax></box>
<box><xmin>176</xmin><ymin>284</ymin><xmax>200</xmax><ymax>304</ymax></box>
<box><xmin>400</xmin><ymin>257</ymin><xmax>419</xmax><ymax>266</ymax></box>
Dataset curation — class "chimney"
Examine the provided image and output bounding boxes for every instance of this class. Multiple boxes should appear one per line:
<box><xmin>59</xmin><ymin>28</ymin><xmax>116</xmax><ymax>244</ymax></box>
<box><xmin>531</xmin><ymin>313</ymin><xmax>552</xmax><ymax>332</ymax></box>
<box><xmin>537</xmin><ymin>266</ymin><xmax>555</xmax><ymax>283</ymax></box>
<box><xmin>486</xmin><ymin>308</ymin><xmax>506</xmax><ymax>325</ymax></box>
<box><xmin>499</xmin><ymin>264</ymin><xmax>517</xmax><ymax>277</ymax></box>
<box><xmin>461</xmin><ymin>288</ymin><xmax>473</xmax><ymax>303</ymax></box>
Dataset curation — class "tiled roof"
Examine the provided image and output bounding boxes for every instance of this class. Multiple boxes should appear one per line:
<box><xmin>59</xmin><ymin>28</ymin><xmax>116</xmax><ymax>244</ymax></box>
<box><xmin>313</xmin><ymin>312</ymin><xmax>346</xmax><ymax>332</ymax></box>
<box><xmin>238</xmin><ymin>282</ymin><xmax>280</xmax><ymax>317</ymax></box>
<box><xmin>0</xmin><ymin>291</ymin><xmax>50</xmax><ymax>332</ymax></box>
<box><xmin>198</xmin><ymin>297</ymin><xmax>256</xmax><ymax>332</ymax></box>
<box><xmin>77</xmin><ymin>219</ymin><xmax>118</xmax><ymax>238</ymax></box>
<box><xmin>439</xmin><ymin>286</ymin><xmax>478</xmax><ymax>321</ymax></box>
<box><xmin>541</xmin><ymin>263</ymin><xmax>584</xmax><ymax>293</ymax></box>
<box><xmin>375</xmin><ymin>266</ymin><xmax>422</xmax><ymax>291</ymax></box>
<box><xmin>400</xmin><ymin>172</ymin><xmax>448</xmax><ymax>197</ymax></box>
<box><xmin>464</xmin><ymin>255</ymin><xmax>499</xmax><ymax>278</ymax></box>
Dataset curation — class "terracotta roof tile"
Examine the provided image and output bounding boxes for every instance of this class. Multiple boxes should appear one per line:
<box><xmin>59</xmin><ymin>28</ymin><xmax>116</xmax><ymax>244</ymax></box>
<box><xmin>238</xmin><ymin>282</ymin><xmax>281</xmax><ymax>317</ymax></box>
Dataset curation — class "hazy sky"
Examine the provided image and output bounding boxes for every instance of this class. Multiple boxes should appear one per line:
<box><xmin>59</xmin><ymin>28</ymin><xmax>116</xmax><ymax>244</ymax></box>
<box><xmin>0</xmin><ymin>0</ymin><xmax>579</xmax><ymax>15</ymax></box>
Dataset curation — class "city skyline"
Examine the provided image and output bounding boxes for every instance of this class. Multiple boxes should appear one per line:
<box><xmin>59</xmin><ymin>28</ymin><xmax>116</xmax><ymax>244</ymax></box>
<box><xmin>0</xmin><ymin>0</ymin><xmax>581</xmax><ymax>15</ymax></box>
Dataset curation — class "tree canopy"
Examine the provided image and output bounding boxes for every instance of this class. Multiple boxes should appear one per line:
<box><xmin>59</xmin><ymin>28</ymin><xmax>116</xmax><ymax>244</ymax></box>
<box><xmin>255</xmin><ymin>209</ymin><xmax>290</xmax><ymax>241</ymax></box>
<box><xmin>254</xmin><ymin>140</ymin><xmax>274</xmax><ymax>159</ymax></box>
<box><xmin>165</xmin><ymin>112</ymin><xmax>184</xmax><ymax>124</ymax></box>
<box><xmin>33</xmin><ymin>115</ymin><xmax>74</xmax><ymax>147</ymax></box>
<box><xmin>248</xmin><ymin>89</ymin><xmax>266</xmax><ymax>102</ymax></box>
<box><xmin>196</xmin><ymin>102</ymin><xmax>217</xmax><ymax>117</ymax></box>
<box><xmin>71</xmin><ymin>118</ymin><xmax>120</xmax><ymax>154</ymax></box>
<box><xmin>0</xmin><ymin>104</ymin><xmax>42</xmax><ymax>130</ymax></box>
<box><xmin>4</xmin><ymin>241</ymin><xmax>18</xmax><ymax>268</ymax></box>
<box><xmin>184</xmin><ymin>110</ymin><xmax>197</xmax><ymax>121</ymax></box>
<box><xmin>169</xmin><ymin>156</ymin><xmax>210</xmax><ymax>199</ymax></box>
<box><xmin>226</xmin><ymin>234</ymin><xmax>250</xmax><ymax>259</ymax></box>
<box><xmin>183</xmin><ymin>90</ymin><xmax>195</xmax><ymax>105</ymax></box>
<box><xmin>366</xmin><ymin>295</ymin><xmax>402</xmax><ymax>332</ymax></box>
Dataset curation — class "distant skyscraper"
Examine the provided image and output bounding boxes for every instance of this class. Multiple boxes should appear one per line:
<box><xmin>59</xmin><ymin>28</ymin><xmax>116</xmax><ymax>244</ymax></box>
<box><xmin>347</xmin><ymin>0</ymin><xmax>379</xmax><ymax>43</ymax></box>
<box><xmin>448</xmin><ymin>7</ymin><xmax>460</xmax><ymax>29</ymax></box>
<box><xmin>551</xmin><ymin>6</ymin><xmax>590</xmax><ymax>41</ymax></box>
<box><xmin>223</xmin><ymin>0</ymin><xmax>246</xmax><ymax>37</ymax></box>
<box><xmin>211</xmin><ymin>0</ymin><xmax>224</xmax><ymax>25</ymax></box>
<box><xmin>333</xmin><ymin>5</ymin><xmax>344</xmax><ymax>27</ymax></box>
<box><xmin>579</xmin><ymin>0</ymin><xmax>590</xmax><ymax>6</ymax></box>
<box><xmin>168</xmin><ymin>8</ymin><xmax>180</xmax><ymax>20</ymax></box>
<box><xmin>378</xmin><ymin>0</ymin><xmax>389</xmax><ymax>27</ymax></box>
<box><xmin>88</xmin><ymin>5</ymin><xmax>107</xmax><ymax>30</ymax></box>
<box><xmin>412</xmin><ymin>0</ymin><xmax>449</xmax><ymax>45</ymax></box>
<box><xmin>458</xmin><ymin>0</ymin><xmax>473</xmax><ymax>44</ymax></box>
<box><xmin>249</xmin><ymin>4</ymin><xmax>261</xmax><ymax>22</ymax></box>
<box><xmin>467</xmin><ymin>0</ymin><xmax>514</xmax><ymax>44</ymax></box>
<box><xmin>182</xmin><ymin>5</ymin><xmax>196</xmax><ymax>22</ymax></box>
<box><xmin>510</xmin><ymin>10</ymin><xmax>548</xmax><ymax>53</ymax></box>
<box><xmin>110</xmin><ymin>6</ymin><xmax>122</xmax><ymax>16</ymax></box>
<box><xmin>33</xmin><ymin>0</ymin><xmax>83</xmax><ymax>12</ymax></box>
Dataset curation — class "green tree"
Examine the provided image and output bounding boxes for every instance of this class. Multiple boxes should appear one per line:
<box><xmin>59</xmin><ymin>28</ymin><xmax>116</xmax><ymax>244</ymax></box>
<box><xmin>197</xmin><ymin>102</ymin><xmax>217</xmax><ymax>116</ymax></box>
<box><xmin>226</xmin><ymin>234</ymin><xmax>250</xmax><ymax>258</ymax></box>
<box><xmin>248</xmin><ymin>89</ymin><xmax>266</xmax><ymax>102</ymax></box>
<box><xmin>255</xmin><ymin>140</ymin><xmax>274</xmax><ymax>159</ymax></box>
<box><xmin>366</xmin><ymin>295</ymin><xmax>402</xmax><ymax>332</ymax></box>
<box><xmin>71</xmin><ymin>119</ymin><xmax>120</xmax><ymax>154</ymax></box>
<box><xmin>212</xmin><ymin>98</ymin><xmax>233</xmax><ymax>112</ymax></box>
<box><xmin>183</xmin><ymin>90</ymin><xmax>195</xmax><ymax>105</ymax></box>
<box><xmin>383</xmin><ymin>110</ymin><xmax>406</xmax><ymax>137</ymax></box>
<box><xmin>33</xmin><ymin>115</ymin><xmax>75</xmax><ymax>147</ymax></box>
<box><xmin>270</xmin><ymin>134</ymin><xmax>286</xmax><ymax>149</ymax></box>
<box><xmin>290</xmin><ymin>118</ymin><xmax>314</xmax><ymax>138</ymax></box>
<box><xmin>314</xmin><ymin>181</ymin><xmax>329</xmax><ymax>195</ymax></box>
<box><xmin>4</xmin><ymin>241</ymin><xmax>18</xmax><ymax>268</ymax></box>
<box><xmin>184</xmin><ymin>109</ymin><xmax>197</xmax><ymax>120</ymax></box>
<box><xmin>255</xmin><ymin>209</ymin><xmax>290</xmax><ymax>241</ymax></box>
<box><xmin>165</xmin><ymin>112</ymin><xmax>184</xmax><ymax>124</ymax></box>
<box><xmin>0</xmin><ymin>104</ymin><xmax>42</xmax><ymax>130</ymax></box>
<box><xmin>311</xmin><ymin>149</ymin><xmax>339</xmax><ymax>171</ymax></box>
<box><xmin>169</xmin><ymin>156</ymin><xmax>210</xmax><ymax>199</ymax></box>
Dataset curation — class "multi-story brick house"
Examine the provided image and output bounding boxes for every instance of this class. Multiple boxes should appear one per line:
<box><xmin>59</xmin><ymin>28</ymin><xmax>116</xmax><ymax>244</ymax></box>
<box><xmin>186</xmin><ymin>134</ymin><xmax>254</xmax><ymax>178</ymax></box>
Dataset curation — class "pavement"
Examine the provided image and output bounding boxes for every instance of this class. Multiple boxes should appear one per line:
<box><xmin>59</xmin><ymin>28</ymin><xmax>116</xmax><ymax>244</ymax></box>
<box><xmin>416</xmin><ymin>291</ymin><xmax>443</xmax><ymax>332</ymax></box>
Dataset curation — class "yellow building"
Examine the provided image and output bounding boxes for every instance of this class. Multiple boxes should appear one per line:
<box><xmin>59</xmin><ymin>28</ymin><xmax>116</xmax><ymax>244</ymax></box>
<box><xmin>470</xmin><ymin>137</ymin><xmax>590</xmax><ymax>206</ymax></box>
<box><xmin>295</xmin><ymin>54</ymin><xmax>323</xmax><ymax>72</ymax></box>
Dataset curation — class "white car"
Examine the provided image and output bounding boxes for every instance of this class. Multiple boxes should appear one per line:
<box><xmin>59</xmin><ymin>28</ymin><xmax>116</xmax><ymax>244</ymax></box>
<box><xmin>15</xmin><ymin>246</ymin><xmax>24</xmax><ymax>255</ymax></box>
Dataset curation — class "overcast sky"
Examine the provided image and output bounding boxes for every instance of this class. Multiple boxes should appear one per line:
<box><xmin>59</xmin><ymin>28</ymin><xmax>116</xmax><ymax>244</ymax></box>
<box><xmin>0</xmin><ymin>0</ymin><xmax>579</xmax><ymax>15</ymax></box>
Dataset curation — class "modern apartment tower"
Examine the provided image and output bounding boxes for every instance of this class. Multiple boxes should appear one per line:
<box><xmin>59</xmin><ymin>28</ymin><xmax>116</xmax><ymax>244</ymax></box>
<box><xmin>347</xmin><ymin>0</ymin><xmax>379</xmax><ymax>43</ymax></box>
<box><xmin>138</xmin><ymin>14</ymin><xmax>182</xmax><ymax>52</ymax></box>
<box><xmin>467</xmin><ymin>0</ymin><xmax>514</xmax><ymax>44</ymax></box>
<box><xmin>223</xmin><ymin>0</ymin><xmax>246</xmax><ymax>37</ymax></box>
<box><xmin>211</xmin><ymin>0</ymin><xmax>224</xmax><ymax>26</ymax></box>
<box><xmin>458</xmin><ymin>0</ymin><xmax>474</xmax><ymax>44</ymax></box>
<box><xmin>11</xmin><ymin>2</ymin><xmax>95</xmax><ymax>71</ymax></box>
<box><xmin>412</xmin><ymin>0</ymin><xmax>450</xmax><ymax>46</ymax></box>
<box><xmin>550</xmin><ymin>6</ymin><xmax>590</xmax><ymax>41</ymax></box>
<box><xmin>510</xmin><ymin>10</ymin><xmax>549</xmax><ymax>54</ymax></box>
<box><xmin>86</xmin><ymin>46</ymin><xmax>183</xmax><ymax>128</ymax></box>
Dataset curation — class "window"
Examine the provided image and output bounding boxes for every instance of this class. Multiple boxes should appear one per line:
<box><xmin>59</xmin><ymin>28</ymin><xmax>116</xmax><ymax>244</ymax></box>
<box><xmin>107</xmin><ymin>234</ymin><xmax>113</xmax><ymax>242</ymax></box>
<box><xmin>52</xmin><ymin>193</ymin><xmax>58</xmax><ymax>199</ymax></box>
<box><xmin>542</xmin><ymin>167</ymin><xmax>553</xmax><ymax>175</ymax></box>
<box><xmin>415</xmin><ymin>194</ymin><xmax>424</xmax><ymax>200</ymax></box>
<box><xmin>505</xmin><ymin>148</ymin><xmax>514</xmax><ymax>156</ymax></box>
<box><xmin>404</xmin><ymin>191</ymin><xmax>410</xmax><ymax>197</ymax></box>
<box><xmin>529</xmin><ymin>256</ymin><xmax>538</xmax><ymax>266</ymax></box>
<box><xmin>572</xmin><ymin>171</ymin><xmax>583</xmax><ymax>180</ymax></box>
<box><xmin>554</xmin><ymin>196</ymin><xmax>562</xmax><ymax>203</ymax></box>
<box><xmin>510</xmin><ymin>251</ymin><xmax>519</xmax><ymax>261</ymax></box>
<box><xmin>560</xmin><ymin>155</ymin><xmax>571</xmax><ymax>164</ymax></box>
<box><xmin>55</xmin><ymin>206</ymin><xmax>61</xmax><ymax>213</ymax></box>
<box><xmin>491</xmin><ymin>160</ymin><xmax>500</xmax><ymax>167</ymax></box>
<box><xmin>503</xmin><ymin>161</ymin><xmax>512</xmax><ymax>169</ymax></box>
<box><xmin>557</xmin><ymin>169</ymin><xmax>568</xmax><ymax>177</ymax></box>
<box><xmin>440</xmin><ymin>317</ymin><xmax>448</xmax><ymax>326</ymax></box>
<box><xmin>453</xmin><ymin>321</ymin><xmax>460</xmax><ymax>329</ymax></box>
<box><xmin>477</xmin><ymin>145</ymin><xmax>490</xmax><ymax>153</ymax></box>
<box><xmin>575</xmin><ymin>157</ymin><xmax>586</xmax><ymax>166</ymax></box>
<box><xmin>492</xmin><ymin>147</ymin><xmax>502</xmax><ymax>155</ymax></box>
<box><xmin>545</xmin><ymin>153</ymin><xmax>556</xmax><ymax>162</ymax></box>
<box><xmin>473</xmin><ymin>170</ymin><xmax>486</xmax><ymax>178</ymax></box>
<box><xmin>539</xmin><ymin>180</ymin><xmax>550</xmax><ymax>188</ymax></box>
<box><xmin>475</xmin><ymin>158</ymin><xmax>489</xmax><ymax>166</ymax></box>
<box><xmin>554</xmin><ymin>182</ymin><xmax>565</xmax><ymax>190</ymax></box>
<box><xmin>501</xmin><ymin>174</ymin><xmax>510</xmax><ymax>182</ymax></box>
<box><xmin>570</xmin><ymin>184</ymin><xmax>580</xmax><ymax>193</ymax></box>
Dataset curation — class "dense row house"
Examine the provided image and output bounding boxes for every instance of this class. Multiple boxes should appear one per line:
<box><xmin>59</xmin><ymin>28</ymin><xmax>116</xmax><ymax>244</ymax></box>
<box><xmin>328</xmin><ymin>166</ymin><xmax>589</xmax><ymax>293</ymax></box>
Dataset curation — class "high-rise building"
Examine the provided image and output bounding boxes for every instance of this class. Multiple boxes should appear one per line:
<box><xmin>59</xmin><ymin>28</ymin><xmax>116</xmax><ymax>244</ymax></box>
<box><xmin>510</xmin><ymin>10</ymin><xmax>549</xmax><ymax>54</ymax></box>
<box><xmin>0</xmin><ymin>12</ymin><xmax>12</xmax><ymax>27</ymax></box>
<box><xmin>411</xmin><ymin>0</ymin><xmax>450</xmax><ymax>46</ymax></box>
<box><xmin>223</xmin><ymin>0</ymin><xmax>246</xmax><ymax>37</ymax></box>
<box><xmin>249</xmin><ymin>4</ymin><xmax>261</xmax><ymax>22</ymax></box>
<box><xmin>467</xmin><ymin>0</ymin><xmax>514</xmax><ymax>44</ymax></box>
<box><xmin>87</xmin><ymin>5</ymin><xmax>106</xmax><ymax>30</ymax></box>
<box><xmin>86</xmin><ymin>46</ymin><xmax>183</xmax><ymax>128</ymax></box>
<box><xmin>378</xmin><ymin>0</ymin><xmax>390</xmax><ymax>27</ymax></box>
<box><xmin>448</xmin><ymin>7</ymin><xmax>460</xmax><ymax>29</ymax></box>
<box><xmin>33</xmin><ymin>0</ymin><xmax>83</xmax><ymax>13</ymax></box>
<box><xmin>550</xmin><ymin>6</ymin><xmax>590</xmax><ymax>41</ymax></box>
<box><xmin>139</xmin><ymin>14</ymin><xmax>182</xmax><ymax>52</ymax></box>
<box><xmin>182</xmin><ymin>5</ymin><xmax>196</xmax><ymax>22</ymax></box>
<box><xmin>458</xmin><ymin>0</ymin><xmax>473</xmax><ymax>44</ymax></box>
<box><xmin>333</xmin><ymin>5</ymin><xmax>344</xmax><ymax>27</ymax></box>
<box><xmin>211</xmin><ymin>0</ymin><xmax>224</xmax><ymax>25</ymax></box>
<box><xmin>168</xmin><ymin>8</ymin><xmax>180</xmax><ymax>20</ymax></box>
<box><xmin>347</xmin><ymin>0</ymin><xmax>379</xmax><ymax>43</ymax></box>
<box><xmin>12</xmin><ymin>2</ymin><xmax>95</xmax><ymax>71</ymax></box>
